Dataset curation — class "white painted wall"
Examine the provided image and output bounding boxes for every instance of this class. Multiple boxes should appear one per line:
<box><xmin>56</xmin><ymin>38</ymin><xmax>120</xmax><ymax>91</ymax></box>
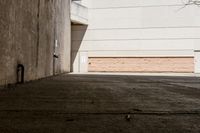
<box><xmin>72</xmin><ymin>0</ymin><xmax>200</xmax><ymax>73</ymax></box>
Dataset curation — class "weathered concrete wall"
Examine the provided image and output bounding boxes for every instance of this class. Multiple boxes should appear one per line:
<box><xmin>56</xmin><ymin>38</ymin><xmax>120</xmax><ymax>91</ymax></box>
<box><xmin>0</xmin><ymin>0</ymin><xmax>71</xmax><ymax>85</ymax></box>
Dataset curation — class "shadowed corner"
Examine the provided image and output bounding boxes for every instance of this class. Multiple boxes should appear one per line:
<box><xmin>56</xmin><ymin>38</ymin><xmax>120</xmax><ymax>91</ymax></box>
<box><xmin>71</xmin><ymin>24</ymin><xmax>88</xmax><ymax>72</ymax></box>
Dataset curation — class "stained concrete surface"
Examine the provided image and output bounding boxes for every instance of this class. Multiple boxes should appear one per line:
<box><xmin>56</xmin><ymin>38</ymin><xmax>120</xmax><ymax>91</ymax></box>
<box><xmin>0</xmin><ymin>74</ymin><xmax>200</xmax><ymax>133</ymax></box>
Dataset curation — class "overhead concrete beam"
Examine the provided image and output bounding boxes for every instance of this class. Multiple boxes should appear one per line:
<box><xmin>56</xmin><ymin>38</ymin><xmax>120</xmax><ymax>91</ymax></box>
<box><xmin>71</xmin><ymin>2</ymin><xmax>88</xmax><ymax>25</ymax></box>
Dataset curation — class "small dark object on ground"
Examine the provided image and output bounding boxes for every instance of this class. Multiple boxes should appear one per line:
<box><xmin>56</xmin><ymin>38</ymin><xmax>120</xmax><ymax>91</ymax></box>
<box><xmin>125</xmin><ymin>114</ymin><xmax>131</xmax><ymax>121</ymax></box>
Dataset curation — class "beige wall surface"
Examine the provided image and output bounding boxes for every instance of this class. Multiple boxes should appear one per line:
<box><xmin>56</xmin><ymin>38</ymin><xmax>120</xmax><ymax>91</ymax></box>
<box><xmin>0</xmin><ymin>0</ymin><xmax>71</xmax><ymax>85</ymax></box>
<box><xmin>71</xmin><ymin>0</ymin><xmax>200</xmax><ymax>73</ymax></box>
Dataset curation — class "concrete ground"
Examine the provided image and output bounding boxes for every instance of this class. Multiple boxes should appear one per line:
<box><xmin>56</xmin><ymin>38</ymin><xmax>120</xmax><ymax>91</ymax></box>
<box><xmin>0</xmin><ymin>74</ymin><xmax>200</xmax><ymax>133</ymax></box>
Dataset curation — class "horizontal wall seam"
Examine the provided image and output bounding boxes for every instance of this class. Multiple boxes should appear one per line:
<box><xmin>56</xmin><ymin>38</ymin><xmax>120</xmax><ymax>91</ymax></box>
<box><xmin>89</xmin><ymin>4</ymin><xmax>185</xmax><ymax>10</ymax></box>
<box><xmin>88</xmin><ymin>56</ymin><xmax>194</xmax><ymax>58</ymax></box>
<box><xmin>71</xmin><ymin>50</ymin><xmax>194</xmax><ymax>52</ymax></box>
<box><xmin>72</xmin><ymin>38</ymin><xmax>200</xmax><ymax>41</ymax></box>
<box><xmin>72</xmin><ymin>26</ymin><xmax>200</xmax><ymax>31</ymax></box>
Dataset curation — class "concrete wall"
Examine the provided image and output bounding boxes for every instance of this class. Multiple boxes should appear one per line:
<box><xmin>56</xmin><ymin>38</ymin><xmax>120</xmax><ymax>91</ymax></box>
<box><xmin>0</xmin><ymin>0</ymin><xmax>71</xmax><ymax>85</ymax></box>
<box><xmin>71</xmin><ymin>1</ymin><xmax>88</xmax><ymax>25</ymax></box>
<box><xmin>72</xmin><ymin>0</ymin><xmax>200</xmax><ymax>73</ymax></box>
<box><xmin>73</xmin><ymin>0</ymin><xmax>91</xmax><ymax>7</ymax></box>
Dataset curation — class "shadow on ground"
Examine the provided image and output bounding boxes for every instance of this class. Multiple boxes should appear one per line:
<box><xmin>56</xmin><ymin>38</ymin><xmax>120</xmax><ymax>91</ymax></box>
<box><xmin>0</xmin><ymin>74</ymin><xmax>200</xmax><ymax>133</ymax></box>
